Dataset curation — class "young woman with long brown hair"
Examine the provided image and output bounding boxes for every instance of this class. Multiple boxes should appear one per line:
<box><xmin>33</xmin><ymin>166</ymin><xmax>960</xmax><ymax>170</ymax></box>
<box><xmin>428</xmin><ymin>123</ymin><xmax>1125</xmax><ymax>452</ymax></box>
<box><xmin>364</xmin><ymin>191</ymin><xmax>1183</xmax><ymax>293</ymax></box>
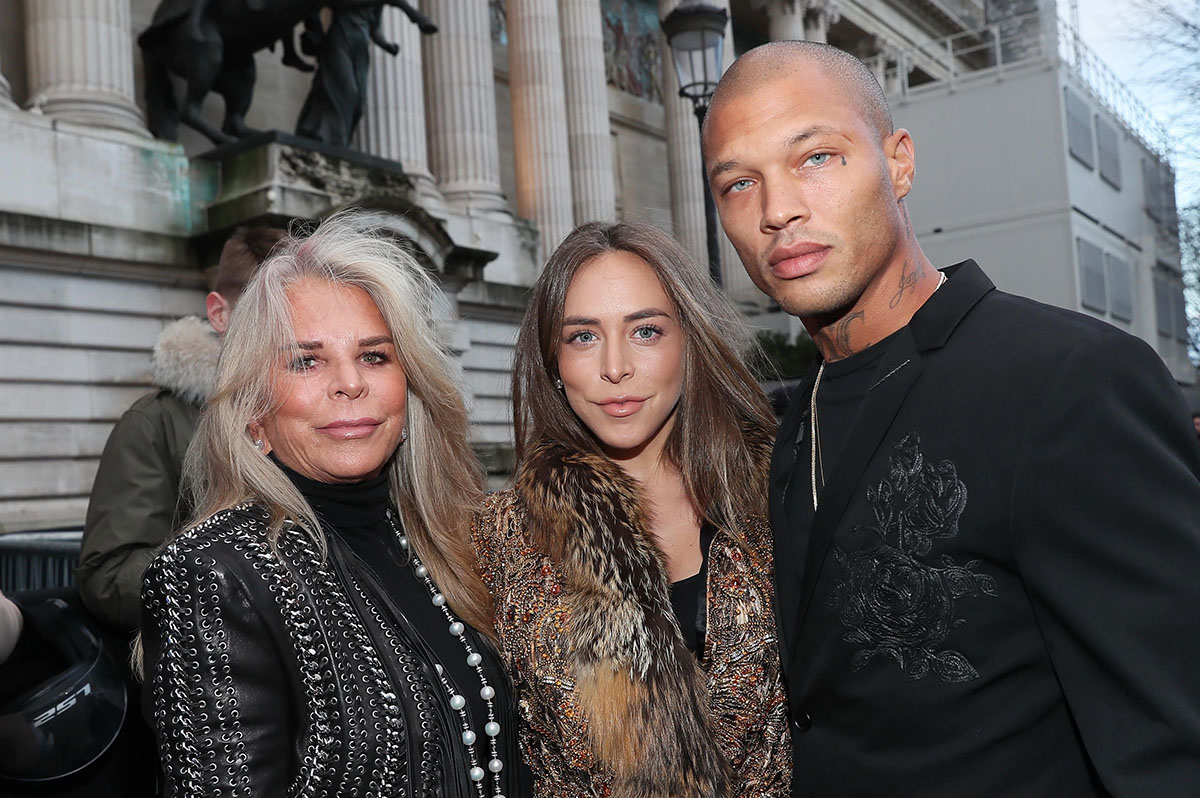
<box><xmin>474</xmin><ymin>221</ymin><xmax>792</xmax><ymax>797</ymax></box>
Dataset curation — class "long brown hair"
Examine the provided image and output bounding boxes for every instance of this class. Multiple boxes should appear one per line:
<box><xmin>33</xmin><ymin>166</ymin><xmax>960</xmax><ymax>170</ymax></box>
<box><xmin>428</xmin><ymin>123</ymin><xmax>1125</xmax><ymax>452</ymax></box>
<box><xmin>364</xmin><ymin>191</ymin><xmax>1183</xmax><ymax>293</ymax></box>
<box><xmin>185</xmin><ymin>210</ymin><xmax>492</xmax><ymax>638</ymax></box>
<box><xmin>512</xmin><ymin>221</ymin><xmax>775</xmax><ymax>532</ymax></box>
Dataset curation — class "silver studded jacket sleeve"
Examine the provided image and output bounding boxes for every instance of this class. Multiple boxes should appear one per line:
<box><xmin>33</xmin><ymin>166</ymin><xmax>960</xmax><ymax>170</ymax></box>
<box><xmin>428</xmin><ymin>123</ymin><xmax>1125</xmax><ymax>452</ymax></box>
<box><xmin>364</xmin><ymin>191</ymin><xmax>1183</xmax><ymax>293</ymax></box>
<box><xmin>140</xmin><ymin>541</ymin><xmax>297</xmax><ymax>798</ymax></box>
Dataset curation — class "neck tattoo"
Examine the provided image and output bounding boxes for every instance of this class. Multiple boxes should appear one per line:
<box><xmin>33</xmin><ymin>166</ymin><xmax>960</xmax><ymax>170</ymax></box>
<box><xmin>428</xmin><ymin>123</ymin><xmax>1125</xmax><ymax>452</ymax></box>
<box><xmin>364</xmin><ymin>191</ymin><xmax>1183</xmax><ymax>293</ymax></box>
<box><xmin>809</xmin><ymin>269</ymin><xmax>947</xmax><ymax>510</ymax></box>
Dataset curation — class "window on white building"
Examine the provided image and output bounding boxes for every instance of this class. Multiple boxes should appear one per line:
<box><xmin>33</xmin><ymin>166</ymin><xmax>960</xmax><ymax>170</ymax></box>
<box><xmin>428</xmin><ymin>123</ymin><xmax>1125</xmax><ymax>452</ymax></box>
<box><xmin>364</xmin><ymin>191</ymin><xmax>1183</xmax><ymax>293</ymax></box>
<box><xmin>1143</xmin><ymin>157</ymin><xmax>1178</xmax><ymax>226</ymax></box>
<box><xmin>1106</xmin><ymin>254</ymin><xmax>1133</xmax><ymax>321</ymax></box>
<box><xmin>1144</xmin><ymin>158</ymin><xmax>1163</xmax><ymax>221</ymax></box>
<box><xmin>1096</xmin><ymin>117</ymin><xmax>1121</xmax><ymax>189</ymax></box>
<box><xmin>1173</xmin><ymin>289</ymin><xmax>1189</xmax><ymax>343</ymax></box>
<box><xmin>1077</xmin><ymin>237</ymin><xmax>1106</xmax><ymax>312</ymax></box>
<box><xmin>1162</xmin><ymin>161</ymin><xmax>1179</xmax><ymax>229</ymax></box>
<box><xmin>1154</xmin><ymin>273</ymin><xmax>1174</xmax><ymax>337</ymax></box>
<box><xmin>1065</xmin><ymin>88</ymin><xmax>1094</xmax><ymax>169</ymax></box>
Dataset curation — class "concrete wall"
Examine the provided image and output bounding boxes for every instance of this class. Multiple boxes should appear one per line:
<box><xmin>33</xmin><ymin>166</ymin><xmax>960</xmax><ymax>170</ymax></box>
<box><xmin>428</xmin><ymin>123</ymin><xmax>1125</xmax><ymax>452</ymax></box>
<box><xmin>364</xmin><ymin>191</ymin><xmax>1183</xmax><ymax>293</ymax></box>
<box><xmin>896</xmin><ymin>60</ymin><xmax>1072</xmax><ymax>299</ymax></box>
<box><xmin>0</xmin><ymin>262</ymin><xmax>206</xmax><ymax>531</ymax></box>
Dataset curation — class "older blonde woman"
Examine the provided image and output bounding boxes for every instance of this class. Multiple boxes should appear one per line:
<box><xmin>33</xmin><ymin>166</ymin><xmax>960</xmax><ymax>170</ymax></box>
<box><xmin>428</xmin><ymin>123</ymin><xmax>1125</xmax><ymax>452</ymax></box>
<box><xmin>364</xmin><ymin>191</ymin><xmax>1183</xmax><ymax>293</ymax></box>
<box><xmin>139</xmin><ymin>214</ymin><xmax>525</xmax><ymax>797</ymax></box>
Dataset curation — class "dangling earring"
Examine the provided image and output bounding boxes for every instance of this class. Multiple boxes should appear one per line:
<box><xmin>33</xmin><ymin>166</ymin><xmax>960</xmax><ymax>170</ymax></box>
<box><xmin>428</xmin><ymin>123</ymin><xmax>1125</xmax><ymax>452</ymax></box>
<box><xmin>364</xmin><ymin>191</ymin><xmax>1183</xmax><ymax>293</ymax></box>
<box><xmin>554</xmin><ymin>378</ymin><xmax>564</xmax><ymax>391</ymax></box>
<box><xmin>400</xmin><ymin>428</ymin><xmax>409</xmax><ymax>444</ymax></box>
<box><xmin>254</xmin><ymin>439</ymin><xmax>265</xmax><ymax>451</ymax></box>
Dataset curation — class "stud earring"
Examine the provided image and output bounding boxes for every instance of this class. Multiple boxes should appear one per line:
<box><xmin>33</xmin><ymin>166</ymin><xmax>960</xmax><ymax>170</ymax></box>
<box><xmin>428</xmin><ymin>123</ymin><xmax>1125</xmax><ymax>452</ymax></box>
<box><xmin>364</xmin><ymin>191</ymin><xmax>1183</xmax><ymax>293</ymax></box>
<box><xmin>554</xmin><ymin>378</ymin><xmax>564</xmax><ymax>391</ymax></box>
<box><xmin>254</xmin><ymin>439</ymin><xmax>265</xmax><ymax>451</ymax></box>
<box><xmin>400</xmin><ymin>428</ymin><xmax>409</xmax><ymax>444</ymax></box>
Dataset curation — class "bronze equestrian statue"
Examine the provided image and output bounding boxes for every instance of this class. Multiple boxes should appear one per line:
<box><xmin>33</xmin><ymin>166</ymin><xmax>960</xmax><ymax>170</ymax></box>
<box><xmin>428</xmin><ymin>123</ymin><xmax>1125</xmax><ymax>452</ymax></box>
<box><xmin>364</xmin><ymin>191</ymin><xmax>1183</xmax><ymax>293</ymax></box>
<box><xmin>295</xmin><ymin>0</ymin><xmax>436</xmax><ymax>147</ymax></box>
<box><xmin>140</xmin><ymin>0</ymin><xmax>436</xmax><ymax>147</ymax></box>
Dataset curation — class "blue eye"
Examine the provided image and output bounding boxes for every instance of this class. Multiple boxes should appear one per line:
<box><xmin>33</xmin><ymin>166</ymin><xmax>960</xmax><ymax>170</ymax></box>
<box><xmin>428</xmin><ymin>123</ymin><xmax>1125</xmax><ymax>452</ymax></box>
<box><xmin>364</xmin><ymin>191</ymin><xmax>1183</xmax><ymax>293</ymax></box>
<box><xmin>632</xmin><ymin>325</ymin><xmax>663</xmax><ymax>341</ymax></box>
<box><xmin>807</xmin><ymin>153</ymin><xmax>831</xmax><ymax>166</ymax></box>
<box><xmin>725</xmin><ymin>178</ymin><xmax>753</xmax><ymax>195</ymax></box>
<box><xmin>567</xmin><ymin>330</ymin><xmax>597</xmax><ymax>344</ymax></box>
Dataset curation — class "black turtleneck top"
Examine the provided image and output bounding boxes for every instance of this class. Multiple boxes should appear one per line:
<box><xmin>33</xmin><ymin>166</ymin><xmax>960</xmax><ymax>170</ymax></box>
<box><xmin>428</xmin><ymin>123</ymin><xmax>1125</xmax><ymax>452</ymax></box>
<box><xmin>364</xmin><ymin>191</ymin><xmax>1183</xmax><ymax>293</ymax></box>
<box><xmin>275</xmin><ymin>460</ymin><xmax>520</xmax><ymax>795</ymax></box>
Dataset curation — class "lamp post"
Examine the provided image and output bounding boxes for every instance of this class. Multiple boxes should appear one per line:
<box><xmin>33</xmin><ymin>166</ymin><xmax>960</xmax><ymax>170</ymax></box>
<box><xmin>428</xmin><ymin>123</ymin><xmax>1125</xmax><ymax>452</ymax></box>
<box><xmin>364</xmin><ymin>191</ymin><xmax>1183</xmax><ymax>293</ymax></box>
<box><xmin>661</xmin><ymin>1</ymin><xmax>728</xmax><ymax>286</ymax></box>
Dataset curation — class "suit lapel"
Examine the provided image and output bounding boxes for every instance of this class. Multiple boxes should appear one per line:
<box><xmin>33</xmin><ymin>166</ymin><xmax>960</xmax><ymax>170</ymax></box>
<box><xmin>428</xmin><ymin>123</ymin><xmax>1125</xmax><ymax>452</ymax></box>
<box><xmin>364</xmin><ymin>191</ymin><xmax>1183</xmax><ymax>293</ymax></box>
<box><xmin>769</xmin><ymin>370</ymin><xmax>818</xmax><ymax>674</ymax></box>
<box><xmin>793</xmin><ymin>330</ymin><xmax>924</xmax><ymax>640</ymax></box>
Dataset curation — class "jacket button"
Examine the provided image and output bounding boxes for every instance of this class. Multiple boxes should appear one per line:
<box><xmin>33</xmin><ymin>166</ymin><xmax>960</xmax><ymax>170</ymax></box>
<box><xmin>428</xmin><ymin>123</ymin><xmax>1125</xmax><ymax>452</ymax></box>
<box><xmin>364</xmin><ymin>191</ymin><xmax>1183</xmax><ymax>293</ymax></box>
<box><xmin>792</xmin><ymin>711</ymin><xmax>812</xmax><ymax>733</ymax></box>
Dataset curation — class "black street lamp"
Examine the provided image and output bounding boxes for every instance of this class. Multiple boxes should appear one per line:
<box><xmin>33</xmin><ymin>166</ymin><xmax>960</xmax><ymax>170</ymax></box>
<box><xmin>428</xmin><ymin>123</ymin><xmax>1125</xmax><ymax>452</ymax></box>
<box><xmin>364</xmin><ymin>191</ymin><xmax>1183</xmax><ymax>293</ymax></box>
<box><xmin>661</xmin><ymin>1</ymin><xmax>728</xmax><ymax>286</ymax></box>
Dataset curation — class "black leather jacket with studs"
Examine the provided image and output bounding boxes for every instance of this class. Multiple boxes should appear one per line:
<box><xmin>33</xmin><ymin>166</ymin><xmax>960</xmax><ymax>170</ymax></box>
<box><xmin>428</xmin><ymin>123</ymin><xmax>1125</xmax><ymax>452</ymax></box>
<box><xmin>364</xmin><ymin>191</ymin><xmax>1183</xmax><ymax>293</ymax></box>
<box><xmin>139</xmin><ymin>504</ymin><xmax>524</xmax><ymax>797</ymax></box>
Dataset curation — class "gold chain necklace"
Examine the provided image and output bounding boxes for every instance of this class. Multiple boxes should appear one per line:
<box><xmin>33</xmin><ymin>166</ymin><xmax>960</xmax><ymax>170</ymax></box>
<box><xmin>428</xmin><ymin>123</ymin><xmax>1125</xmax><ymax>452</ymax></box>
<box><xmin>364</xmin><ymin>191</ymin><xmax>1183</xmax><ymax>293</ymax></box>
<box><xmin>810</xmin><ymin>360</ymin><xmax>826</xmax><ymax>511</ymax></box>
<box><xmin>809</xmin><ymin>270</ymin><xmax>947</xmax><ymax>511</ymax></box>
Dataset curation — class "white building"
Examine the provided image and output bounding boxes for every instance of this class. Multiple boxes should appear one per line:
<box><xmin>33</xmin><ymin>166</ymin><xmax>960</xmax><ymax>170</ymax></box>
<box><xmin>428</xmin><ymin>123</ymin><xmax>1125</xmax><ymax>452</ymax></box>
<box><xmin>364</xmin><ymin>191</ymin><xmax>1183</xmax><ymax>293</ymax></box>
<box><xmin>871</xmin><ymin>9</ymin><xmax>1190</xmax><ymax>381</ymax></box>
<box><xmin>0</xmin><ymin>0</ymin><xmax>1185</xmax><ymax>532</ymax></box>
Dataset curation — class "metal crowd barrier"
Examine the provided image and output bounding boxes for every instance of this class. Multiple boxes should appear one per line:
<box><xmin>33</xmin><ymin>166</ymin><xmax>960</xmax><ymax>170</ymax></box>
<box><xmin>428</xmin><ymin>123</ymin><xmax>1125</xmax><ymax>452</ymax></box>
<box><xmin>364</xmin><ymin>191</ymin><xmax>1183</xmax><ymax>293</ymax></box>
<box><xmin>0</xmin><ymin>530</ymin><xmax>82</xmax><ymax>592</ymax></box>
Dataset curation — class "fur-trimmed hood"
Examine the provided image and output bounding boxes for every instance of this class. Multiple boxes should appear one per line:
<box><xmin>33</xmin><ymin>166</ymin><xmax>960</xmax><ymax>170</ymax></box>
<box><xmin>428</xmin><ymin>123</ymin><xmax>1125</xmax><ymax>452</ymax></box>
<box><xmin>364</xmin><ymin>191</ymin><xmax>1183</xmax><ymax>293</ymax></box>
<box><xmin>515</xmin><ymin>440</ymin><xmax>732</xmax><ymax>797</ymax></box>
<box><xmin>152</xmin><ymin>316</ymin><xmax>219</xmax><ymax>406</ymax></box>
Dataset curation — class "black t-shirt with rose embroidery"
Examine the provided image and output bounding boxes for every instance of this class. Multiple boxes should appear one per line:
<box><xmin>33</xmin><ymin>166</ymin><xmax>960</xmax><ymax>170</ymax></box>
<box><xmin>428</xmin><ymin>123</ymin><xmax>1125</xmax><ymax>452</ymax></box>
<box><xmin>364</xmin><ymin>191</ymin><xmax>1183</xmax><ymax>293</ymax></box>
<box><xmin>780</xmin><ymin>329</ymin><xmax>903</xmax><ymax>595</ymax></box>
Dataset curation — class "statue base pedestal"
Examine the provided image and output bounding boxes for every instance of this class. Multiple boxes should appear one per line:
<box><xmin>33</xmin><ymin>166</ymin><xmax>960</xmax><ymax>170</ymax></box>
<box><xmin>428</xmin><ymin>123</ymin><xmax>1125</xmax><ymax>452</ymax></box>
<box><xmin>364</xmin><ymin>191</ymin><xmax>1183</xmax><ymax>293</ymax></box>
<box><xmin>198</xmin><ymin>130</ymin><xmax>419</xmax><ymax>229</ymax></box>
<box><xmin>195</xmin><ymin>129</ymin><xmax>496</xmax><ymax>284</ymax></box>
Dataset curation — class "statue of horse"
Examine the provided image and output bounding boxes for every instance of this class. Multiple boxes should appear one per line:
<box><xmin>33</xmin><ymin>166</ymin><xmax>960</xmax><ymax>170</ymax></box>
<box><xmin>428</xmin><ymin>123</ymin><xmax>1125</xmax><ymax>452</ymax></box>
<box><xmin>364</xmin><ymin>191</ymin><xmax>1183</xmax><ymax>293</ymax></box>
<box><xmin>139</xmin><ymin>0</ymin><xmax>436</xmax><ymax>146</ymax></box>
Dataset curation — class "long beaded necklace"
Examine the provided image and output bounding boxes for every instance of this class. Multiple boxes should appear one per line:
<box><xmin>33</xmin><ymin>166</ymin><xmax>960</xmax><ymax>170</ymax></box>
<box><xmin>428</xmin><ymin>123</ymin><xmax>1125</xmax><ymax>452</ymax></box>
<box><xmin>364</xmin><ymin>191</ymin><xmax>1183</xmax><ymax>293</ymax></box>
<box><xmin>387</xmin><ymin>510</ymin><xmax>506</xmax><ymax>798</ymax></box>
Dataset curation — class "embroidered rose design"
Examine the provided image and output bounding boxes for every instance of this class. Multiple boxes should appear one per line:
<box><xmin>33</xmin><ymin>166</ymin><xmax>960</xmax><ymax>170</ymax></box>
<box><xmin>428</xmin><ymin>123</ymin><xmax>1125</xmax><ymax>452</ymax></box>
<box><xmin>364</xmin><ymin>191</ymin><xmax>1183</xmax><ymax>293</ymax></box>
<box><xmin>826</xmin><ymin>433</ymin><xmax>996</xmax><ymax>683</ymax></box>
<box><xmin>868</xmin><ymin>436</ymin><xmax>967</xmax><ymax>556</ymax></box>
<box><xmin>836</xmin><ymin>546</ymin><xmax>952</xmax><ymax>651</ymax></box>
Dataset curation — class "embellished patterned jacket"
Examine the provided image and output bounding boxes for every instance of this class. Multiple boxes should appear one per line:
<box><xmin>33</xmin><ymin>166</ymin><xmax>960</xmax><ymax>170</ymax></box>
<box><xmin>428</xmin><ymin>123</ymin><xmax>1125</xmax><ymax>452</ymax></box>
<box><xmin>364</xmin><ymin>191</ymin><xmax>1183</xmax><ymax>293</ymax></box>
<box><xmin>473</xmin><ymin>440</ymin><xmax>792</xmax><ymax>798</ymax></box>
<box><xmin>139</xmin><ymin>504</ymin><xmax>523</xmax><ymax>798</ymax></box>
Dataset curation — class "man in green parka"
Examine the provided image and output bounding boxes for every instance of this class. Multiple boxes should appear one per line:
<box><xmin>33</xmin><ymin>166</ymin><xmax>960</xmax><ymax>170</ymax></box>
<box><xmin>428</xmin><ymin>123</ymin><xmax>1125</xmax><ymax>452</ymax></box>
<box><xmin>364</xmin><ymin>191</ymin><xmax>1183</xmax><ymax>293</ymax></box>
<box><xmin>77</xmin><ymin>227</ymin><xmax>285</xmax><ymax>631</ymax></box>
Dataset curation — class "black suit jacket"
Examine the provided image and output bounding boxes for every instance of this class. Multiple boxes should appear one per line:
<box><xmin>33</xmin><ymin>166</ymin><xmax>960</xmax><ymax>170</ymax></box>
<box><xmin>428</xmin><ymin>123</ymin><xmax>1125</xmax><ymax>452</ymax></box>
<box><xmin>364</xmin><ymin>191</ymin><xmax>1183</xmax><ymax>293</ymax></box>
<box><xmin>772</xmin><ymin>261</ymin><xmax>1200</xmax><ymax>797</ymax></box>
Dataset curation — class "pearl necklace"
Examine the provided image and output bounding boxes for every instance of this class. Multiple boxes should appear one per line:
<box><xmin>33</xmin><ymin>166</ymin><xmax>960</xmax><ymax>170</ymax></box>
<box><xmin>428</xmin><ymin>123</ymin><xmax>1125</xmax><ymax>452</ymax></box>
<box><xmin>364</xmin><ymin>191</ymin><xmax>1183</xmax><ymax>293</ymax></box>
<box><xmin>388</xmin><ymin>511</ymin><xmax>506</xmax><ymax>798</ymax></box>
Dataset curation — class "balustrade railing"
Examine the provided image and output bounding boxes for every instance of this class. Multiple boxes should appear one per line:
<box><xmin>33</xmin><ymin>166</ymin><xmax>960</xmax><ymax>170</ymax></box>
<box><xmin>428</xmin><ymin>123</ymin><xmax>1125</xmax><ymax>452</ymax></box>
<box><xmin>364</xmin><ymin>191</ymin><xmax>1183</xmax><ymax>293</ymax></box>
<box><xmin>862</xmin><ymin>8</ymin><xmax>1172</xmax><ymax>163</ymax></box>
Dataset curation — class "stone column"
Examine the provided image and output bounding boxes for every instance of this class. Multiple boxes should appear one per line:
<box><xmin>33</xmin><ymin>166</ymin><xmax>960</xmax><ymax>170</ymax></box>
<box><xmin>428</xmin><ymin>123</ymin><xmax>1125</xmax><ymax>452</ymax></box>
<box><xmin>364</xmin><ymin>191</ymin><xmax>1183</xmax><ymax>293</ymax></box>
<box><xmin>24</xmin><ymin>0</ymin><xmax>146</xmax><ymax>135</ymax></box>
<box><xmin>877</xmin><ymin>40</ymin><xmax>900</xmax><ymax>93</ymax></box>
<box><xmin>0</xmin><ymin>39</ymin><xmax>15</xmax><ymax>108</ymax></box>
<box><xmin>357</xmin><ymin>7</ymin><xmax>442</xmax><ymax>205</ymax></box>
<box><xmin>421</xmin><ymin>0</ymin><xmax>508</xmax><ymax>211</ymax></box>
<box><xmin>658</xmin><ymin>0</ymin><xmax>734</xmax><ymax>270</ymax></box>
<box><xmin>508</xmin><ymin>0</ymin><xmax>575</xmax><ymax>253</ymax></box>
<box><xmin>559</xmin><ymin>0</ymin><xmax>616</xmax><ymax>224</ymax></box>
<box><xmin>659</xmin><ymin>0</ymin><xmax>703</xmax><ymax>264</ymax></box>
<box><xmin>804</xmin><ymin>0</ymin><xmax>839</xmax><ymax>43</ymax></box>
<box><xmin>767</xmin><ymin>0</ymin><xmax>807</xmax><ymax>41</ymax></box>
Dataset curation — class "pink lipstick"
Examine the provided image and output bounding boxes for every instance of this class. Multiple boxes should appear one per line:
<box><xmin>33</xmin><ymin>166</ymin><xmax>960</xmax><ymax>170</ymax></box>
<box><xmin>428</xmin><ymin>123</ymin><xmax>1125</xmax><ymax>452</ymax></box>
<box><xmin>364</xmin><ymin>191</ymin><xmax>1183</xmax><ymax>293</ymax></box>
<box><xmin>318</xmin><ymin>418</ymin><xmax>381</xmax><ymax>439</ymax></box>
<box><xmin>597</xmin><ymin>397</ymin><xmax>646</xmax><ymax>417</ymax></box>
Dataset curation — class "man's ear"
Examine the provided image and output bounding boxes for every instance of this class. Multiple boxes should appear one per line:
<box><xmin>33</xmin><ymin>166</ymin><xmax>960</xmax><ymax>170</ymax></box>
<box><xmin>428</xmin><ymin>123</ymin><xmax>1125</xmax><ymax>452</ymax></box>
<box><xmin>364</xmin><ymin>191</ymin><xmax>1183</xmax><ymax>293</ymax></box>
<box><xmin>206</xmin><ymin>291</ymin><xmax>232</xmax><ymax>334</ymax></box>
<box><xmin>885</xmin><ymin>128</ymin><xmax>915</xmax><ymax>201</ymax></box>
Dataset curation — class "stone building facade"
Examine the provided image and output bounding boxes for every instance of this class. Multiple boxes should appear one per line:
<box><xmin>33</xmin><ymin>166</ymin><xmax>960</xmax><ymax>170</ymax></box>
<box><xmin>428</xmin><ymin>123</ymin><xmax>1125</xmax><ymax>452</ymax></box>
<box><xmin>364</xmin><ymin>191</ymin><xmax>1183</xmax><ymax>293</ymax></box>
<box><xmin>0</xmin><ymin>0</ymin><xmax>1185</xmax><ymax>531</ymax></box>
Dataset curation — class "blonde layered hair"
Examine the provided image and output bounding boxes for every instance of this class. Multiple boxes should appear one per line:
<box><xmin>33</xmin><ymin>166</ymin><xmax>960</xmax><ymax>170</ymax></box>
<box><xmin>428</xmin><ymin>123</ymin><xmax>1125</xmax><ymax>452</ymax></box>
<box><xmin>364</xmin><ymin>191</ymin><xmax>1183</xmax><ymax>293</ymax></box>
<box><xmin>184</xmin><ymin>211</ymin><xmax>491</xmax><ymax>636</ymax></box>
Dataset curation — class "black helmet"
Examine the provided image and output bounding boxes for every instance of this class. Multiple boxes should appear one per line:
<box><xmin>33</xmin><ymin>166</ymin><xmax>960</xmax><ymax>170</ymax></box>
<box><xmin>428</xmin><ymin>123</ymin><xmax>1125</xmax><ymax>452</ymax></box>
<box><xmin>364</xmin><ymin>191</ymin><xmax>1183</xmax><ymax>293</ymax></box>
<box><xmin>0</xmin><ymin>596</ymin><xmax>127</xmax><ymax>783</ymax></box>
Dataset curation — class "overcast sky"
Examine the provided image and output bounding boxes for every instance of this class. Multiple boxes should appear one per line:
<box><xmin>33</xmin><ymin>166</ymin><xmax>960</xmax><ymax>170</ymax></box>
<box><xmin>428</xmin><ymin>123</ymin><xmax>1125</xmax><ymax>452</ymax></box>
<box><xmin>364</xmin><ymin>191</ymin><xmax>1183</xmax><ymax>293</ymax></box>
<box><xmin>1073</xmin><ymin>0</ymin><xmax>1197</xmax><ymax>202</ymax></box>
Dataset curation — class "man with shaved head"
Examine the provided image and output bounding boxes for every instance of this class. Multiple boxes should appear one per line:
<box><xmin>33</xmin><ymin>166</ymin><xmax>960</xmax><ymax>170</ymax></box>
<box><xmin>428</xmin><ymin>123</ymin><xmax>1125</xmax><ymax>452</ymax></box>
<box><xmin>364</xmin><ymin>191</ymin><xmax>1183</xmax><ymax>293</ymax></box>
<box><xmin>704</xmin><ymin>40</ymin><xmax>1200</xmax><ymax>796</ymax></box>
